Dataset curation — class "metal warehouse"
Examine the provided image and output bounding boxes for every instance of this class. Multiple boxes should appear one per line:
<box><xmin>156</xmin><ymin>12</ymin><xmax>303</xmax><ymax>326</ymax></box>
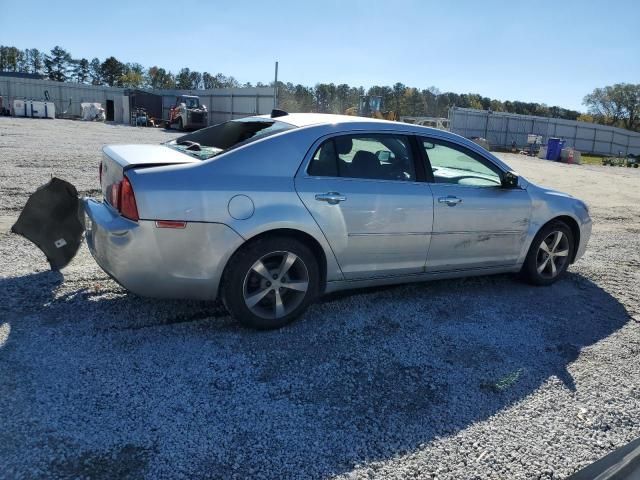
<box><xmin>0</xmin><ymin>76</ymin><xmax>275</xmax><ymax>125</ymax></box>
<box><xmin>449</xmin><ymin>107</ymin><xmax>640</xmax><ymax>156</ymax></box>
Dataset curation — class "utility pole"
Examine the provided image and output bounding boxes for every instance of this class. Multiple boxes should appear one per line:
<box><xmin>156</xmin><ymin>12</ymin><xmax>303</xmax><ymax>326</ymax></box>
<box><xmin>273</xmin><ymin>61</ymin><xmax>278</xmax><ymax>109</ymax></box>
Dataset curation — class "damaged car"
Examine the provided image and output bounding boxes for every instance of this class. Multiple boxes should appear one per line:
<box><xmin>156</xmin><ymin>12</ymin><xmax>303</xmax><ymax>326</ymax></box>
<box><xmin>13</xmin><ymin>112</ymin><xmax>592</xmax><ymax>329</ymax></box>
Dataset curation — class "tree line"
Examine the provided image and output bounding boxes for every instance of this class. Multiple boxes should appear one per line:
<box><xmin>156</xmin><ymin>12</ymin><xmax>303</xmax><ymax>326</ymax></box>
<box><xmin>0</xmin><ymin>45</ymin><xmax>243</xmax><ymax>90</ymax></box>
<box><xmin>1</xmin><ymin>44</ymin><xmax>638</xmax><ymax>130</ymax></box>
<box><xmin>277</xmin><ymin>83</ymin><xmax>584</xmax><ymax>121</ymax></box>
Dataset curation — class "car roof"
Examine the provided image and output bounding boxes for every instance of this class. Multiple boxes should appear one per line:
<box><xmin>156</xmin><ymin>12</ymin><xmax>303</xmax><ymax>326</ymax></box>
<box><xmin>256</xmin><ymin>112</ymin><xmax>392</xmax><ymax>128</ymax></box>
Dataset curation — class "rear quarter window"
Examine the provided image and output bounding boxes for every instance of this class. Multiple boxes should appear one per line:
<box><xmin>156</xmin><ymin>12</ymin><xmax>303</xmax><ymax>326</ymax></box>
<box><xmin>176</xmin><ymin>118</ymin><xmax>296</xmax><ymax>152</ymax></box>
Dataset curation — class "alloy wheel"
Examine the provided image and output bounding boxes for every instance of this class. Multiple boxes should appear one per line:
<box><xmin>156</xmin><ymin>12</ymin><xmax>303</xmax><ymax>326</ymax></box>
<box><xmin>536</xmin><ymin>231</ymin><xmax>570</xmax><ymax>279</ymax></box>
<box><xmin>242</xmin><ymin>251</ymin><xmax>310</xmax><ymax>319</ymax></box>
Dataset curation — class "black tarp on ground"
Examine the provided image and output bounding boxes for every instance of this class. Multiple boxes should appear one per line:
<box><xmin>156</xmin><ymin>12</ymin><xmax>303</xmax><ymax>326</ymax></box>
<box><xmin>11</xmin><ymin>178</ymin><xmax>85</xmax><ymax>270</ymax></box>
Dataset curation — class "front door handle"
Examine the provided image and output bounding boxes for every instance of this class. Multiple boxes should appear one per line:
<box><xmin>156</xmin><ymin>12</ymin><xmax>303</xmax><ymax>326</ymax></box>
<box><xmin>315</xmin><ymin>192</ymin><xmax>347</xmax><ymax>205</ymax></box>
<box><xmin>438</xmin><ymin>195</ymin><xmax>462</xmax><ymax>206</ymax></box>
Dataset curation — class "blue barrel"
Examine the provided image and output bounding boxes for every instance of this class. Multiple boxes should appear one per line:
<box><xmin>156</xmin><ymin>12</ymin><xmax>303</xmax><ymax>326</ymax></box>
<box><xmin>546</xmin><ymin>138</ymin><xmax>561</xmax><ymax>161</ymax></box>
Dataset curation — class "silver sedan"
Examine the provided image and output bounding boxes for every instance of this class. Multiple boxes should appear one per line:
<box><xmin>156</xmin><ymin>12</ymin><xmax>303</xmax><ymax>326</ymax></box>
<box><xmin>15</xmin><ymin>112</ymin><xmax>592</xmax><ymax>329</ymax></box>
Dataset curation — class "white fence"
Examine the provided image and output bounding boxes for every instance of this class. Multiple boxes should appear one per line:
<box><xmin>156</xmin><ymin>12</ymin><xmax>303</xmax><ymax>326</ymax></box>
<box><xmin>0</xmin><ymin>76</ymin><xmax>275</xmax><ymax>125</ymax></box>
<box><xmin>449</xmin><ymin>107</ymin><xmax>640</xmax><ymax>156</ymax></box>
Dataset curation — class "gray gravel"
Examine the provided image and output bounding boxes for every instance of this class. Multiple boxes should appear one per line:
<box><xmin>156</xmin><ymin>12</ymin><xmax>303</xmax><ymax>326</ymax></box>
<box><xmin>1</xmin><ymin>117</ymin><xmax>639</xmax><ymax>479</ymax></box>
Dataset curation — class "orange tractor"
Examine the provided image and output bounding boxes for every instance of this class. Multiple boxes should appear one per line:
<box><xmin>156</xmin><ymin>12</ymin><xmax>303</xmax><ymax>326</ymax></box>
<box><xmin>166</xmin><ymin>95</ymin><xmax>208</xmax><ymax>131</ymax></box>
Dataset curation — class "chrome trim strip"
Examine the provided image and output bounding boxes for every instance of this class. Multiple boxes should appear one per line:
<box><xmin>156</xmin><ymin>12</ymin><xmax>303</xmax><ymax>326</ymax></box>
<box><xmin>347</xmin><ymin>232</ymin><xmax>429</xmax><ymax>237</ymax></box>
<box><xmin>346</xmin><ymin>230</ymin><xmax>522</xmax><ymax>237</ymax></box>
<box><xmin>431</xmin><ymin>230</ymin><xmax>523</xmax><ymax>236</ymax></box>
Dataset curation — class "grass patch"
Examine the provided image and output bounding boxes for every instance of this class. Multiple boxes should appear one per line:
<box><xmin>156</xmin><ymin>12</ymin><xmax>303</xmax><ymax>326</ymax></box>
<box><xmin>480</xmin><ymin>368</ymin><xmax>524</xmax><ymax>393</ymax></box>
<box><xmin>581</xmin><ymin>154</ymin><xmax>603</xmax><ymax>166</ymax></box>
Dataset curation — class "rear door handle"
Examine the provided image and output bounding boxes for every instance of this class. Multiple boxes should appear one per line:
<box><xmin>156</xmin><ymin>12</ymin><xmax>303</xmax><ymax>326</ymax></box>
<box><xmin>438</xmin><ymin>195</ymin><xmax>462</xmax><ymax>206</ymax></box>
<box><xmin>315</xmin><ymin>192</ymin><xmax>347</xmax><ymax>205</ymax></box>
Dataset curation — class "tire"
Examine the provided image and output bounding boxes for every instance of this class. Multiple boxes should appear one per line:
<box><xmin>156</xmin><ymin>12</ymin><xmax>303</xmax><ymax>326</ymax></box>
<box><xmin>521</xmin><ymin>221</ymin><xmax>574</xmax><ymax>286</ymax></box>
<box><xmin>221</xmin><ymin>236</ymin><xmax>320</xmax><ymax>329</ymax></box>
<box><xmin>178</xmin><ymin>117</ymin><xmax>184</xmax><ymax>131</ymax></box>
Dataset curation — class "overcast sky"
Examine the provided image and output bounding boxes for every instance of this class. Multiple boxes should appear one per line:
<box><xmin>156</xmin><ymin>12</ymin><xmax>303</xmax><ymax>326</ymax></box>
<box><xmin>4</xmin><ymin>0</ymin><xmax>639</xmax><ymax>111</ymax></box>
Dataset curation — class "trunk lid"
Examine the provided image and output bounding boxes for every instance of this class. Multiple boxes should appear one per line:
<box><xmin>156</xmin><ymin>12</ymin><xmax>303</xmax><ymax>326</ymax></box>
<box><xmin>101</xmin><ymin>144</ymin><xmax>198</xmax><ymax>203</ymax></box>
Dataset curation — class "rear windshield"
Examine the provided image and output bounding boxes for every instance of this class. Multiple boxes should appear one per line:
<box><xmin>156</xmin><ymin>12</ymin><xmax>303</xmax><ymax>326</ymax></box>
<box><xmin>168</xmin><ymin>117</ymin><xmax>296</xmax><ymax>160</ymax></box>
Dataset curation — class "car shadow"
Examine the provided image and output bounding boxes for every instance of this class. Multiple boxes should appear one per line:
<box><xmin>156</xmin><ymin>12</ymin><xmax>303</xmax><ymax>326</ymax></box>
<box><xmin>0</xmin><ymin>270</ymin><xmax>633</xmax><ymax>478</ymax></box>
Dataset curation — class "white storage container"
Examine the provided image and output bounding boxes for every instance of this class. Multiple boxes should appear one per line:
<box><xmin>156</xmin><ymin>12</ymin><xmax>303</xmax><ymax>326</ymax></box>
<box><xmin>11</xmin><ymin>99</ymin><xmax>55</xmax><ymax>118</ymax></box>
<box><xmin>12</xmin><ymin>99</ymin><xmax>27</xmax><ymax>116</ymax></box>
<box><xmin>29</xmin><ymin>101</ymin><xmax>55</xmax><ymax>118</ymax></box>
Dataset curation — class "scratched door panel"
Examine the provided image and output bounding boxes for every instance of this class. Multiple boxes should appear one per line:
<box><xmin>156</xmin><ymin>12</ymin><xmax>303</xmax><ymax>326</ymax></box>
<box><xmin>296</xmin><ymin>176</ymin><xmax>434</xmax><ymax>279</ymax></box>
<box><xmin>426</xmin><ymin>184</ymin><xmax>531</xmax><ymax>271</ymax></box>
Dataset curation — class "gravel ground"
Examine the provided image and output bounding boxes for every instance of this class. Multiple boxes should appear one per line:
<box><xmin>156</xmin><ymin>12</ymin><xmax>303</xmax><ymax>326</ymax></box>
<box><xmin>1</xmin><ymin>117</ymin><xmax>639</xmax><ymax>479</ymax></box>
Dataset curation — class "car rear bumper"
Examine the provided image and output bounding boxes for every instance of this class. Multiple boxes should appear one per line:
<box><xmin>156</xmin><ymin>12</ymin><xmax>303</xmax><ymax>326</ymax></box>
<box><xmin>84</xmin><ymin>199</ymin><xmax>244</xmax><ymax>301</ymax></box>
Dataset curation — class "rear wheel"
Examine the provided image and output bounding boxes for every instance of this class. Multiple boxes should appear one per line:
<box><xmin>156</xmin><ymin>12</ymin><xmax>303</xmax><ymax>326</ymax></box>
<box><xmin>222</xmin><ymin>236</ymin><xmax>320</xmax><ymax>329</ymax></box>
<box><xmin>522</xmin><ymin>221</ymin><xmax>574</xmax><ymax>285</ymax></box>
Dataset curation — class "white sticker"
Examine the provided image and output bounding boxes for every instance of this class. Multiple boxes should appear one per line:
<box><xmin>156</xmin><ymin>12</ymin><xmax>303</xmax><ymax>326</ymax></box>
<box><xmin>54</xmin><ymin>238</ymin><xmax>67</xmax><ymax>248</ymax></box>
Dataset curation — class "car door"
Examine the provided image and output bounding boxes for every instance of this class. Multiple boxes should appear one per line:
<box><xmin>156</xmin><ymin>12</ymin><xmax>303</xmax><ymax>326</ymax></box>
<box><xmin>419</xmin><ymin>137</ymin><xmax>532</xmax><ymax>272</ymax></box>
<box><xmin>295</xmin><ymin>133</ymin><xmax>433</xmax><ymax>280</ymax></box>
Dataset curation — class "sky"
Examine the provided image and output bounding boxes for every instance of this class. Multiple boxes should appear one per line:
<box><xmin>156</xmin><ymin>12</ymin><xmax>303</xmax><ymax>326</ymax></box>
<box><xmin>2</xmin><ymin>0</ymin><xmax>639</xmax><ymax>111</ymax></box>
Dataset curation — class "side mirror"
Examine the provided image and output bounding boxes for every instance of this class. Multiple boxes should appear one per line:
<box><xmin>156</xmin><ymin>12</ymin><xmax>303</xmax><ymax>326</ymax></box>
<box><xmin>424</xmin><ymin>142</ymin><xmax>435</xmax><ymax>150</ymax></box>
<box><xmin>502</xmin><ymin>171</ymin><xmax>520</xmax><ymax>189</ymax></box>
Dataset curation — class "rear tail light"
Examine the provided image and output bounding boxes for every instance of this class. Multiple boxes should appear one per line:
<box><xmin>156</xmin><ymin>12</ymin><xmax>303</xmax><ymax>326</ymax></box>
<box><xmin>119</xmin><ymin>176</ymin><xmax>139</xmax><ymax>221</ymax></box>
<box><xmin>107</xmin><ymin>176</ymin><xmax>139</xmax><ymax>221</ymax></box>
<box><xmin>99</xmin><ymin>161</ymin><xmax>103</xmax><ymax>184</ymax></box>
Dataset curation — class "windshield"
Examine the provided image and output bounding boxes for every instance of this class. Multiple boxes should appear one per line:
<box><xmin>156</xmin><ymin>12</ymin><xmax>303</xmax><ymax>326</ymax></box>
<box><xmin>183</xmin><ymin>97</ymin><xmax>199</xmax><ymax>108</ymax></box>
<box><xmin>168</xmin><ymin>117</ymin><xmax>295</xmax><ymax>160</ymax></box>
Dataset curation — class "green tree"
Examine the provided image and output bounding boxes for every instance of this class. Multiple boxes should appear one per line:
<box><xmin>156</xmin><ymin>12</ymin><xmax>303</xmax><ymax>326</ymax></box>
<box><xmin>146</xmin><ymin>66</ymin><xmax>162</xmax><ymax>89</ymax></box>
<box><xmin>202</xmin><ymin>72</ymin><xmax>216</xmax><ymax>89</ymax></box>
<box><xmin>72</xmin><ymin>58</ymin><xmax>90</xmax><ymax>83</ymax></box>
<box><xmin>403</xmin><ymin>88</ymin><xmax>425</xmax><ymax>116</ymax></box>
<box><xmin>0</xmin><ymin>46</ymin><xmax>22</xmax><ymax>71</ymax></box>
<box><xmin>100</xmin><ymin>56</ymin><xmax>125</xmax><ymax>86</ymax></box>
<box><xmin>175</xmin><ymin>68</ymin><xmax>192</xmax><ymax>89</ymax></box>
<box><xmin>44</xmin><ymin>46</ymin><xmax>72</xmax><ymax>81</ymax></box>
<box><xmin>150</xmin><ymin>68</ymin><xmax>176</xmax><ymax>89</ymax></box>
<box><xmin>218</xmin><ymin>73</ymin><xmax>240</xmax><ymax>88</ymax></box>
<box><xmin>335</xmin><ymin>84</ymin><xmax>350</xmax><ymax>113</ymax></box>
<box><xmin>188</xmin><ymin>70</ymin><xmax>202</xmax><ymax>89</ymax></box>
<box><xmin>28</xmin><ymin>48</ymin><xmax>44</xmax><ymax>74</ymax></box>
<box><xmin>120</xmin><ymin>62</ymin><xmax>145</xmax><ymax>88</ymax></box>
<box><xmin>16</xmin><ymin>49</ymin><xmax>27</xmax><ymax>72</ymax></box>
<box><xmin>584</xmin><ymin>83</ymin><xmax>640</xmax><ymax>131</ymax></box>
<box><xmin>392</xmin><ymin>82</ymin><xmax>406</xmax><ymax>112</ymax></box>
<box><xmin>89</xmin><ymin>58</ymin><xmax>102</xmax><ymax>85</ymax></box>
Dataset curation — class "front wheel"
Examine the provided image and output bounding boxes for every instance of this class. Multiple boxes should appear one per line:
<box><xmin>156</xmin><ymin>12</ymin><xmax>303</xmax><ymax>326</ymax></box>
<box><xmin>521</xmin><ymin>221</ymin><xmax>574</xmax><ymax>286</ymax></box>
<box><xmin>222</xmin><ymin>236</ymin><xmax>320</xmax><ymax>329</ymax></box>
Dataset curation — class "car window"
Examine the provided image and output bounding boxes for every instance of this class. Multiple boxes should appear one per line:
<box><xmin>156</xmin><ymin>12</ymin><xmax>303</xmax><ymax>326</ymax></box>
<box><xmin>308</xmin><ymin>139</ymin><xmax>338</xmax><ymax>177</ymax></box>
<box><xmin>422</xmin><ymin>139</ymin><xmax>502</xmax><ymax>187</ymax></box>
<box><xmin>308</xmin><ymin>134</ymin><xmax>416</xmax><ymax>181</ymax></box>
<box><xmin>171</xmin><ymin>117</ymin><xmax>296</xmax><ymax>159</ymax></box>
